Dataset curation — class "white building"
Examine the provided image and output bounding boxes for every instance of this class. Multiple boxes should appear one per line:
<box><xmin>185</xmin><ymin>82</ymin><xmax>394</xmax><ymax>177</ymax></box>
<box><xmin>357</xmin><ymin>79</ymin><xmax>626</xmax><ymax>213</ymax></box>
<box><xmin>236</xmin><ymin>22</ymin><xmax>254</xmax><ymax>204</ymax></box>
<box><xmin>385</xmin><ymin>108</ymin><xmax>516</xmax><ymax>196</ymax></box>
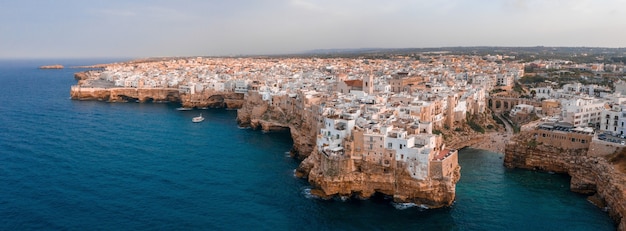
<box><xmin>560</xmin><ymin>97</ymin><xmax>606</xmax><ymax>127</ymax></box>
<box><xmin>317</xmin><ymin>116</ymin><xmax>356</xmax><ymax>151</ymax></box>
<box><xmin>600</xmin><ymin>104</ymin><xmax>626</xmax><ymax>135</ymax></box>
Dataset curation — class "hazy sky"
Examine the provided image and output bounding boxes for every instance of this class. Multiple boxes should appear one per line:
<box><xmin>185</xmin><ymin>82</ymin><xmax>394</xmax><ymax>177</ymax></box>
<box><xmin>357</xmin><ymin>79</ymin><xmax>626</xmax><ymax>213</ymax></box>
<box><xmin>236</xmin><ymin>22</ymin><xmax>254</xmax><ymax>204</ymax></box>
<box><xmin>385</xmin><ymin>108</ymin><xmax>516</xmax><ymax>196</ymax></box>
<box><xmin>1</xmin><ymin>0</ymin><xmax>624</xmax><ymax>58</ymax></box>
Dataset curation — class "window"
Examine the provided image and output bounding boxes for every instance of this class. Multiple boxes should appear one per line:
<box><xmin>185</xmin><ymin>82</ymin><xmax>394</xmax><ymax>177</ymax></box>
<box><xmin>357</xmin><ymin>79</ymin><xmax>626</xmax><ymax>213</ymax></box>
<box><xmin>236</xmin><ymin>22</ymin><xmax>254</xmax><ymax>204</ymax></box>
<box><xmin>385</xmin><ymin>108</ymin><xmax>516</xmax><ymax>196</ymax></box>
<box><xmin>388</xmin><ymin>143</ymin><xmax>392</xmax><ymax>148</ymax></box>
<box><xmin>369</xmin><ymin>144</ymin><xmax>373</xmax><ymax>150</ymax></box>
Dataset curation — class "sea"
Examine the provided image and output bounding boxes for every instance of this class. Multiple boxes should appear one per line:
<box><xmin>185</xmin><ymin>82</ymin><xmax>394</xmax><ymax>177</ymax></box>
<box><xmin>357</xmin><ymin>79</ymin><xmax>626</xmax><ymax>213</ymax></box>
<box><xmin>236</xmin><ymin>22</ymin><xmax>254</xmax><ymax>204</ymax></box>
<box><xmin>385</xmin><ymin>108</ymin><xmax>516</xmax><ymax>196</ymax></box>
<box><xmin>0</xmin><ymin>59</ymin><xmax>616</xmax><ymax>230</ymax></box>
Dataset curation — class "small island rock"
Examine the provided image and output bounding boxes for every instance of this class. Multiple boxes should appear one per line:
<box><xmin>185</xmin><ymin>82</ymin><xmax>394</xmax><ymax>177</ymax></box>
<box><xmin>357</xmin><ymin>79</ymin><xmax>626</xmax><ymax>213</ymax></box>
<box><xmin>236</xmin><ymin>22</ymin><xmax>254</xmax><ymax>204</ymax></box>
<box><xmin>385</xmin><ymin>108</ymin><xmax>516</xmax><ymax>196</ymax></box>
<box><xmin>39</xmin><ymin>65</ymin><xmax>64</xmax><ymax>69</ymax></box>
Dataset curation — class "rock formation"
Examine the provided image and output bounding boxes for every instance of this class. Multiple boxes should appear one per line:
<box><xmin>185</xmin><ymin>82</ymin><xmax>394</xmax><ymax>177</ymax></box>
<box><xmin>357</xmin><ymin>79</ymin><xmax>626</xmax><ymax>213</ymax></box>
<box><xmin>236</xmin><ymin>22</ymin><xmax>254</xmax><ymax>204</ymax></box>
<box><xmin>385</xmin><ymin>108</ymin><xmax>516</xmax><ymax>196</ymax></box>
<box><xmin>39</xmin><ymin>64</ymin><xmax>64</xmax><ymax>69</ymax></box>
<box><xmin>304</xmin><ymin>149</ymin><xmax>460</xmax><ymax>207</ymax></box>
<box><xmin>70</xmin><ymin>86</ymin><xmax>180</xmax><ymax>103</ymax></box>
<box><xmin>180</xmin><ymin>91</ymin><xmax>244</xmax><ymax>109</ymax></box>
<box><xmin>505</xmin><ymin>134</ymin><xmax>626</xmax><ymax>230</ymax></box>
<box><xmin>236</xmin><ymin>91</ymin><xmax>318</xmax><ymax>160</ymax></box>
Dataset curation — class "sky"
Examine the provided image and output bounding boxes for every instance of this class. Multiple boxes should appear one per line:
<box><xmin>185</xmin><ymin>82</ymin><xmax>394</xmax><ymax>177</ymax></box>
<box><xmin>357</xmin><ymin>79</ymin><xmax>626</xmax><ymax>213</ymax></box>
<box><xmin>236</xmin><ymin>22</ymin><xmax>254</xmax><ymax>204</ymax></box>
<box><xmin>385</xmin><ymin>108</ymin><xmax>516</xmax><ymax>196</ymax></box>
<box><xmin>0</xmin><ymin>0</ymin><xmax>625</xmax><ymax>58</ymax></box>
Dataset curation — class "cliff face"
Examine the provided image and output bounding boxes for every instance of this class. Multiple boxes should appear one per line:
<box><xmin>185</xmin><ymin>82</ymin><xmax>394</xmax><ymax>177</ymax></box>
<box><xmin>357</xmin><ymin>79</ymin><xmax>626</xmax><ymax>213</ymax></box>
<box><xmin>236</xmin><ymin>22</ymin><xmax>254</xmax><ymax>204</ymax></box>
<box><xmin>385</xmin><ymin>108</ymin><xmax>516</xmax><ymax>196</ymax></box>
<box><xmin>70</xmin><ymin>86</ymin><xmax>180</xmax><ymax>103</ymax></box>
<box><xmin>505</xmin><ymin>141</ymin><xmax>626</xmax><ymax>230</ymax></box>
<box><xmin>305</xmin><ymin>154</ymin><xmax>460</xmax><ymax>207</ymax></box>
<box><xmin>236</xmin><ymin>92</ymin><xmax>317</xmax><ymax>160</ymax></box>
<box><xmin>180</xmin><ymin>92</ymin><xmax>244</xmax><ymax>109</ymax></box>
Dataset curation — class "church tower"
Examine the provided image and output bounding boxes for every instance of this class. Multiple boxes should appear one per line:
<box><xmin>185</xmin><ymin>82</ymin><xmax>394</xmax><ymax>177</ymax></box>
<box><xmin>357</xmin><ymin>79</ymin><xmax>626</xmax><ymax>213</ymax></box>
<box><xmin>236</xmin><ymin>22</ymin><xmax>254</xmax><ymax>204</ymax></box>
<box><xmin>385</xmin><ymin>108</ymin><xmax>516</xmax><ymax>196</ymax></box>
<box><xmin>363</xmin><ymin>74</ymin><xmax>374</xmax><ymax>95</ymax></box>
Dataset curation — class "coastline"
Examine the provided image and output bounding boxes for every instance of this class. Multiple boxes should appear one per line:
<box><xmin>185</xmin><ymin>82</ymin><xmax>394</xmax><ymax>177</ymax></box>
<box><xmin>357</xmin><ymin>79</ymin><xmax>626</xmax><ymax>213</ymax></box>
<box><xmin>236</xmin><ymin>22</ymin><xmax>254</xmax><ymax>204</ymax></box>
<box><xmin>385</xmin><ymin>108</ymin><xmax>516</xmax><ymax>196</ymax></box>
<box><xmin>66</xmin><ymin>58</ymin><xmax>622</xmax><ymax>229</ymax></box>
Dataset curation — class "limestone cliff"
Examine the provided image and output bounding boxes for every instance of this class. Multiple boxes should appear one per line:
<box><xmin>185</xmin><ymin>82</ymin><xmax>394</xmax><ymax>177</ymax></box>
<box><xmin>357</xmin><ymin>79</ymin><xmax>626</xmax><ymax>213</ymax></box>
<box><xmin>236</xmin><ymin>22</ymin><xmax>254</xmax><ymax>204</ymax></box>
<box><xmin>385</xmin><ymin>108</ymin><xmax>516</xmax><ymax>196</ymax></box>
<box><xmin>236</xmin><ymin>91</ymin><xmax>318</xmax><ymax>160</ymax></box>
<box><xmin>305</xmin><ymin>151</ymin><xmax>460</xmax><ymax>207</ymax></box>
<box><xmin>180</xmin><ymin>92</ymin><xmax>244</xmax><ymax>109</ymax></box>
<box><xmin>505</xmin><ymin>137</ymin><xmax>626</xmax><ymax>230</ymax></box>
<box><xmin>70</xmin><ymin>86</ymin><xmax>180</xmax><ymax>103</ymax></box>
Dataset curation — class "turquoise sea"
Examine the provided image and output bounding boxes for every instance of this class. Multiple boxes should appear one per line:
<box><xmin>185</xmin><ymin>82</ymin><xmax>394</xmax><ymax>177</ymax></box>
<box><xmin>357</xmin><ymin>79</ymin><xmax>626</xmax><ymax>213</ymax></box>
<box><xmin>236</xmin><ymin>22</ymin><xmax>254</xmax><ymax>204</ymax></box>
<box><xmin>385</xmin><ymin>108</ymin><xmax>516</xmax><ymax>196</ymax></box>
<box><xmin>0</xmin><ymin>59</ymin><xmax>616</xmax><ymax>230</ymax></box>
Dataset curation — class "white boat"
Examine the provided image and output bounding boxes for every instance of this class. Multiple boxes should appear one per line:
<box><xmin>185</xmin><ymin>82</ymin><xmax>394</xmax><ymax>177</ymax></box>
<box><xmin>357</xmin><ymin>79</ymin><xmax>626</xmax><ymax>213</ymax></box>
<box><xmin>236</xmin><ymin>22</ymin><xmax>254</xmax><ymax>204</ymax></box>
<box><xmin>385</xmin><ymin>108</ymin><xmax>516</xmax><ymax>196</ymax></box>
<box><xmin>192</xmin><ymin>113</ymin><xmax>205</xmax><ymax>123</ymax></box>
<box><xmin>176</xmin><ymin>107</ymin><xmax>192</xmax><ymax>111</ymax></box>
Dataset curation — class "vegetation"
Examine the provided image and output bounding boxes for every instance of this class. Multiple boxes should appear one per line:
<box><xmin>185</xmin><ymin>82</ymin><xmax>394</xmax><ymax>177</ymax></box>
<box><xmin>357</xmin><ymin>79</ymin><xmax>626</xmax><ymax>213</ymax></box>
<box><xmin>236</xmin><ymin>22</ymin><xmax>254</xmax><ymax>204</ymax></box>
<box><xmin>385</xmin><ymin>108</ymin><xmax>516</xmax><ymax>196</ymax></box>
<box><xmin>466</xmin><ymin>116</ymin><xmax>485</xmax><ymax>134</ymax></box>
<box><xmin>433</xmin><ymin>130</ymin><xmax>442</xmax><ymax>135</ymax></box>
<box><xmin>513</xmin><ymin>125</ymin><xmax>521</xmax><ymax>134</ymax></box>
<box><xmin>490</xmin><ymin>88</ymin><xmax>506</xmax><ymax>94</ymax></box>
<box><xmin>607</xmin><ymin>148</ymin><xmax>626</xmax><ymax>174</ymax></box>
<box><xmin>513</xmin><ymin>81</ymin><xmax>525</xmax><ymax>93</ymax></box>
<box><xmin>519</xmin><ymin>75</ymin><xmax>547</xmax><ymax>84</ymax></box>
<box><xmin>492</xmin><ymin>113</ymin><xmax>504</xmax><ymax>125</ymax></box>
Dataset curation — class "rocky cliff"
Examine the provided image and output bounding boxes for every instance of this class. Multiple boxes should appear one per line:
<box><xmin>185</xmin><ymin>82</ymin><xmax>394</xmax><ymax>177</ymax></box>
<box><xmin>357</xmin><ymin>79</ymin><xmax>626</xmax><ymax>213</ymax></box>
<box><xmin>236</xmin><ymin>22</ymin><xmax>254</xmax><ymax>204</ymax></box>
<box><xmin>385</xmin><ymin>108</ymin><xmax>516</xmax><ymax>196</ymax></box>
<box><xmin>505</xmin><ymin>139</ymin><xmax>626</xmax><ymax>230</ymax></box>
<box><xmin>236</xmin><ymin>92</ymin><xmax>318</xmax><ymax>160</ymax></box>
<box><xmin>304</xmin><ymin>153</ymin><xmax>460</xmax><ymax>207</ymax></box>
<box><xmin>70</xmin><ymin>86</ymin><xmax>180</xmax><ymax>103</ymax></box>
<box><xmin>180</xmin><ymin>92</ymin><xmax>244</xmax><ymax>109</ymax></box>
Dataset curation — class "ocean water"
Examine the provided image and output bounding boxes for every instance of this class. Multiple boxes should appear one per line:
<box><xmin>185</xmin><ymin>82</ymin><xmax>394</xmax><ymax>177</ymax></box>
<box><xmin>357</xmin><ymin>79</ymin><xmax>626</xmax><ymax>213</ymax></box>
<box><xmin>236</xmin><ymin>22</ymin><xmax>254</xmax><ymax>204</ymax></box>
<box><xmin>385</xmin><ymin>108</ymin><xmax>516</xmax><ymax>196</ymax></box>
<box><xmin>0</xmin><ymin>59</ymin><xmax>616</xmax><ymax>230</ymax></box>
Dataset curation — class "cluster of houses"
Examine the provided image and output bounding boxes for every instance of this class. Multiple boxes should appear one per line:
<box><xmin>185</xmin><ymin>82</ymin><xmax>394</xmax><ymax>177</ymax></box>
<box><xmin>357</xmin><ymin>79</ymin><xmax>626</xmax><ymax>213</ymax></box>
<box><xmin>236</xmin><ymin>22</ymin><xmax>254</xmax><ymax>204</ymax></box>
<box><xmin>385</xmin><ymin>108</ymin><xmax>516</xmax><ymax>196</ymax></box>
<box><xmin>95</xmin><ymin>54</ymin><xmax>626</xmax><ymax>177</ymax></box>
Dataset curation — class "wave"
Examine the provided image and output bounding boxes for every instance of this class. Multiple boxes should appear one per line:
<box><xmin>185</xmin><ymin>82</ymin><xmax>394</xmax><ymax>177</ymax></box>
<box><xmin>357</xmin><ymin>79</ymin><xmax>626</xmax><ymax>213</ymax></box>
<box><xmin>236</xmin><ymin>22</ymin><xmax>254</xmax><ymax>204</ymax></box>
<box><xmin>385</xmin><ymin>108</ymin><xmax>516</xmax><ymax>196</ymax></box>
<box><xmin>301</xmin><ymin>188</ymin><xmax>319</xmax><ymax>199</ymax></box>
<box><xmin>391</xmin><ymin>202</ymin><xmax>429</xmax><ymax>210</ymax></box>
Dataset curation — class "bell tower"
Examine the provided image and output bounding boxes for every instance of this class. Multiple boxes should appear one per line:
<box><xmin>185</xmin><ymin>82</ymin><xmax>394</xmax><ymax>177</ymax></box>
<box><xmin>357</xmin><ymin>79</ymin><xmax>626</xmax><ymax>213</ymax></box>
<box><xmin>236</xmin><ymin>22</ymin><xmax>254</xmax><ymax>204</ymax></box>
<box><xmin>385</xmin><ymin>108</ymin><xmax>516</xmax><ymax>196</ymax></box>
<box><xmin>363</xmin><ymin>74</ymin><xmax>374</xmax><ymax>95</ymax></box>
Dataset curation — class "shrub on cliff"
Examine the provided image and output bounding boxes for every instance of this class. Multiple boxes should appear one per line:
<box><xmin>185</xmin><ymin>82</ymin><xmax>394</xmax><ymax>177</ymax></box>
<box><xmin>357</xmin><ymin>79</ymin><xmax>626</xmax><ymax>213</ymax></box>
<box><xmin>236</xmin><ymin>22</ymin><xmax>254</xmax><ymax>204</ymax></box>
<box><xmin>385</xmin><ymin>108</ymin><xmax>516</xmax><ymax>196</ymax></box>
<box><xmin>607</xmin><ymin>148</ymin><xmax>626</xmax><ymax>173</ymax></box>
<box><xmin>468</xmin><ymin>121</ymin><xmax>485</xmax><ymax>134</ymax></box>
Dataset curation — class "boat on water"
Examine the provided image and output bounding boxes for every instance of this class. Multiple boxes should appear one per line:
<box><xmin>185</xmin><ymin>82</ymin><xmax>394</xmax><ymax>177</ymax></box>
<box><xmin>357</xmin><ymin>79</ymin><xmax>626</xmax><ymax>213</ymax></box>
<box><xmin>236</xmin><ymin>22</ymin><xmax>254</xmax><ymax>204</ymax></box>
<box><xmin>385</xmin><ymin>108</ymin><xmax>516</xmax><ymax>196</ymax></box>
<box><xmin>192</xmin><ymin>113</ymin><xmax>205</xmax><ymax>123</ymax></box>
<box><xmin>176</xmin><ymin>107</ymin><xmax>193</xmax><ymax>111</ymax></box>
